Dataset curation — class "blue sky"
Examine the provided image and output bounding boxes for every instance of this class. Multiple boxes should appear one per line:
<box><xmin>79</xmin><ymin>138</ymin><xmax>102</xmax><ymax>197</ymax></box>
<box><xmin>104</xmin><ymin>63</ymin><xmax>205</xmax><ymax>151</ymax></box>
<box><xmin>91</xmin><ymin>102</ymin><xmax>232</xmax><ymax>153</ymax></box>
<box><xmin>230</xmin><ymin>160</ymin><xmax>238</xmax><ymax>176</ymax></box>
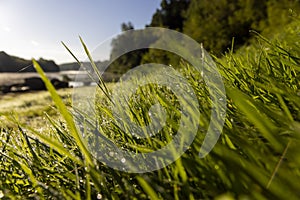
<box><xmin>0</xmin><ymin>0</ymin><xmax>161</xmax><ymax>64</ymax></box>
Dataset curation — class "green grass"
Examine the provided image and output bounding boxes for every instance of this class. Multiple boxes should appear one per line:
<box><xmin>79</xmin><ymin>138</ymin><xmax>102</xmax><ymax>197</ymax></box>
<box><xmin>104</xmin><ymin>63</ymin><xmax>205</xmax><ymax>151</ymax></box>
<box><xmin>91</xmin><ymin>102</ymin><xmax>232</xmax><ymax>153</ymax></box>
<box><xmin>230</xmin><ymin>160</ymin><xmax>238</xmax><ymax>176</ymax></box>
<box><xmin>1</xmin><ymin>20</ymin><xmax>300</xmax><ymax>199</ymax></box>
<box><xmin>0</xmin><ymin>89</ymin><xmax>72</xmax><ymax>129</ymax></box>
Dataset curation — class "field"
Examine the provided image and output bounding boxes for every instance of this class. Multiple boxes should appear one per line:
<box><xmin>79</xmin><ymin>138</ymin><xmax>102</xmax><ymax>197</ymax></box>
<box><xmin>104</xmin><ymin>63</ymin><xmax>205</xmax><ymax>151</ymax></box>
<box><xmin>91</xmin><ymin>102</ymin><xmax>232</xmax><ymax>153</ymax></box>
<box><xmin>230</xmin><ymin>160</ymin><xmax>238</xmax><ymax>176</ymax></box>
<box><xmin>0</xmin><ymin>89</ymin><xmax>72</xmax><ymax>129</ymax></box>
<box><xmin>1</xmin><ymin>21</ymin><xmax>300</xmax><ymax>199</ymax></box>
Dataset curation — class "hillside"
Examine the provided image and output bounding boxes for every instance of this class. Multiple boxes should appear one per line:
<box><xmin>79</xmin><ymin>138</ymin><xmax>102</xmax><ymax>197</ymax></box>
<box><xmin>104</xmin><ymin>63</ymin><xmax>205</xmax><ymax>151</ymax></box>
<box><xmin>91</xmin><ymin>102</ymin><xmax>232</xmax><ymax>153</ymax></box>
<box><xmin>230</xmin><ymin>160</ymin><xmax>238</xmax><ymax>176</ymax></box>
<box><xmin>59</xmin><ymin>60</ymin><xmax>110</xmax><ymax>71</ymax></box>
<box><xmin>0</xmin><ymin>51</ymin><xmax>59</xmax><ymax>72</ymax></box>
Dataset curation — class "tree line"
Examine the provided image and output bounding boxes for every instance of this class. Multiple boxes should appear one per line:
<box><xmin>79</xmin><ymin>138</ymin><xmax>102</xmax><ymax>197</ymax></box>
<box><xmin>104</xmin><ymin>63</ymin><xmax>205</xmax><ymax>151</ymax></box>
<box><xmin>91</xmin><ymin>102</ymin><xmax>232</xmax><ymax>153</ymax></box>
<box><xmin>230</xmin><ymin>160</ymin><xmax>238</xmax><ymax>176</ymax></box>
<box><xmin>108</xmin><ymin>0</ymin><xmax>300</xmax><ymax>72</ymax></box>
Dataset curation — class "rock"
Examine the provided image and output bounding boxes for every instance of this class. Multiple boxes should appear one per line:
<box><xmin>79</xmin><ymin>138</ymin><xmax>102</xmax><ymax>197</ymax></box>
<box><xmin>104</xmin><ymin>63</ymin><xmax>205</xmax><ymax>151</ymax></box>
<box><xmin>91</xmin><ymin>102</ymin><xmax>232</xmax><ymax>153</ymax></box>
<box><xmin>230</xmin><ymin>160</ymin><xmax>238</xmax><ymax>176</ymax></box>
<box><xmin>24</xmin><ymin>77</ymin><xmax>46</xmax><ymax>90</ymax></box>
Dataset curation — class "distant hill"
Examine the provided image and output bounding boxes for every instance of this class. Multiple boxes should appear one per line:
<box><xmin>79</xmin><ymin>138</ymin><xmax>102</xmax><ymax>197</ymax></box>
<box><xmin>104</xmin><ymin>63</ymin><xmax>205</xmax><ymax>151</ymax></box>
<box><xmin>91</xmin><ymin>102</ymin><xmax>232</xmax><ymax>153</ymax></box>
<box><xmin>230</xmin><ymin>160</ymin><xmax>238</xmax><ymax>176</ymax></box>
<box><xmin>0</xmin><ymin>51</ymin><xmax>59</xmax><ymax>72</ymax></box>
<box><xmin>59</xmin><ymin>60</ymin><xmax>110</xmax><ymax>71</ymax></box>
<box><xmin>59</xmin><ymin>62</ymin><xmax>81</xmax><ymax>71</ymax></box>
<box><xmin>59</xmin><ymin>60</ymin><xmax>121</xmax><ymax>82</ymax></box>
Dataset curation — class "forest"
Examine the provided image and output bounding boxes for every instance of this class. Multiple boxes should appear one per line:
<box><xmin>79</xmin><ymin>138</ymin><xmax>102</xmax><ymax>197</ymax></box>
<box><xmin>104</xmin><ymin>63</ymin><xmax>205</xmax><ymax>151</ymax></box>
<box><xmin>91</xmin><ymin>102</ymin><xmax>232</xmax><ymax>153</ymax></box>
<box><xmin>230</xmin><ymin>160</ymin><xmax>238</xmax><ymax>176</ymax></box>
<box><xmin>109</xmin><ymin>0</ymin><xmax>300</xmax><ymax>72</ymax></box>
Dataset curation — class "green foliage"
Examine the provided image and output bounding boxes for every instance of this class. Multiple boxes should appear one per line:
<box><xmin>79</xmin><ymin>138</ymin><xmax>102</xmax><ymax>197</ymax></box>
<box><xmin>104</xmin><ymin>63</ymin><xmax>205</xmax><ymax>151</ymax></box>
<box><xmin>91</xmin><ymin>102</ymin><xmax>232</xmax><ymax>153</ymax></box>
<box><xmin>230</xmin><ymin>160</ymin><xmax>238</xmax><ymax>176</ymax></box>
<box><xmin>183</xmin><ymin>0</ymin><xmax>300</xmax><ymax>54</ymax></box>
<box><xmin>108</xmin><ymin>28</ymin><xmax>157</xmax><ymax>74</ymax></box>
<box><xmin>263</xmin><ymin>0</ymin><xmax>300</xmax><ymax>35</ymax></box>
<box><xmin>109</xmin><ymin>0</ymin><xmax>191</xmax><ymax>73</ymax></box>
<box><xmin>1</xmin><ymin>19</ymin><xmax>300</xmax><ymax>199</ymax></box>
<box><xmin>146</xmin><ymin>0</ymin><xmax>300</xmax><ymax>57</ymax></box>
<box><xmin>149</xmin><ymin>0</ymin><xmax>190</xmax><ymax>31</ymax></box>
<box><xmin>107</xmin><ymin>0</ymin><xmax>300</xmax><ymax>77</ymax></box>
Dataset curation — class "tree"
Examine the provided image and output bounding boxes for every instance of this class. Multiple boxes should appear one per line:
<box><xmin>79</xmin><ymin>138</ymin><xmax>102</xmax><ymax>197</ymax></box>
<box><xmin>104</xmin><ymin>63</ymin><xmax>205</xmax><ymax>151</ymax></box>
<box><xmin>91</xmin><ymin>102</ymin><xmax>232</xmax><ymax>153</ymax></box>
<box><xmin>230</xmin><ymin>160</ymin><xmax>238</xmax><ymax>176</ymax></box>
<box><xmin>109</xmin><ymin>0</ymin><xmax>300</xmax><ymax>75</ymax></box>
<box><xmin>264</xmin><ymin>0</ymin><xmax>300</xmax><ymax>35</ymax></box>
<box><xmin>149</xmin><ymin>0</ymin><xmax>191</xmax><ymax>31</ymax></box>
<box><xmin>109</xmin><ymin>23</ymin><xmax>157</xmax><ymax>75</ymax></box>
<box><xmin>121</xmin><ymin>22</ymin><xmax>134</xmax><ymax>32</ymax></box>
<box><xmin>183</xmin><ymin>0</ymin><xmax>268</xmax><ymax>55</ymax></box>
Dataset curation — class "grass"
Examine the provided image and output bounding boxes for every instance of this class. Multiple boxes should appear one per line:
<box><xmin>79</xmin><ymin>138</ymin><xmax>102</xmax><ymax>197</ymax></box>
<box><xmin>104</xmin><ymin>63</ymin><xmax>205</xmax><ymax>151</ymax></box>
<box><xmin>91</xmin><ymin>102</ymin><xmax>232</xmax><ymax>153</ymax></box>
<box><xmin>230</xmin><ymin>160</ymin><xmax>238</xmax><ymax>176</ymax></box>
<box><xmin>0</xmin><ymin>89</ymin><xmax>72</xmax><ymax>129</ymax></box>
<box><xmin>1</xmin><ymin>20</ymin><xmax>300</xmax><ymax>199</ymax></box>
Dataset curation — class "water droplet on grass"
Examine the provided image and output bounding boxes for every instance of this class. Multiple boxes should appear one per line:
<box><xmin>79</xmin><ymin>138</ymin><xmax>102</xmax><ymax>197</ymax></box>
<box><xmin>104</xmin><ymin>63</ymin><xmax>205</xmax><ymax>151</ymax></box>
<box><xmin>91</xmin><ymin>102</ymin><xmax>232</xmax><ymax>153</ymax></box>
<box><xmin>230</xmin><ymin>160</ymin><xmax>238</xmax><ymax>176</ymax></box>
<box><xmin>97</xmin><ymin>193</ymin><xmax>102</xmax><ymax>199</ymax></box>
<box><xmin>109</xmin><ymin>152</ymin><xmax>114</xmax><ymax>156</ymax></box>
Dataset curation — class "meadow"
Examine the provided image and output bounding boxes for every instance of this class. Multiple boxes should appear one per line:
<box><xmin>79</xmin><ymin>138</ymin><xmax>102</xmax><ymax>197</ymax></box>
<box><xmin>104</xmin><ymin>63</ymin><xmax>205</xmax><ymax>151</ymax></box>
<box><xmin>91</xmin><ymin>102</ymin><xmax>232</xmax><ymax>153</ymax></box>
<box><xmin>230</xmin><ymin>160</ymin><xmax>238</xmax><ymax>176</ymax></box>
<box><xmin>1</xmin><ymin>20</ymin><xmax>300</xmax><ymax>199</ymax></box>
<box><xmin>0</xmin><ymin>88</ymin><xmax>73</xmax><ymax>129</ymax></box>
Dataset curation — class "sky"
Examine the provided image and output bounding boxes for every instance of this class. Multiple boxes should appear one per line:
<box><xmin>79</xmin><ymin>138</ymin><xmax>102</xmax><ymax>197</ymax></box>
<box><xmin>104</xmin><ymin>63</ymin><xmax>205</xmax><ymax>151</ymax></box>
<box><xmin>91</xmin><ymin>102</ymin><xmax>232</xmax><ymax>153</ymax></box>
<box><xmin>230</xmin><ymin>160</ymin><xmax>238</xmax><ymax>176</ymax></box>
<box><xmin>0</xmin><ymin>0</ymin><xmax>161</xmax><ymax>64</ymax></box>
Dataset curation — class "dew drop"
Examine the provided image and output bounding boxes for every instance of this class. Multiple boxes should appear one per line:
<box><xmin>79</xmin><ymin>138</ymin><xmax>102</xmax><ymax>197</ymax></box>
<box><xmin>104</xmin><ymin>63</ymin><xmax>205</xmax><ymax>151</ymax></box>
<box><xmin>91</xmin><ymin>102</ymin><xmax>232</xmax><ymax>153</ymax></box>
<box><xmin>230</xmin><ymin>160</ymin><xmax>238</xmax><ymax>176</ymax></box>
<box><xmin>97</xmin><ymin>193</ymin><xmax>102</xmax><ymax>199</ymax></box>
<box><xmin>109</xmin><ymin>152</ymin><xmax>114</xmax><ymax>156</ymax></box>
<box><xmin>121</xmin><ymin>158</ymin><xmax>126</xmax><ymax>163</ymax></box>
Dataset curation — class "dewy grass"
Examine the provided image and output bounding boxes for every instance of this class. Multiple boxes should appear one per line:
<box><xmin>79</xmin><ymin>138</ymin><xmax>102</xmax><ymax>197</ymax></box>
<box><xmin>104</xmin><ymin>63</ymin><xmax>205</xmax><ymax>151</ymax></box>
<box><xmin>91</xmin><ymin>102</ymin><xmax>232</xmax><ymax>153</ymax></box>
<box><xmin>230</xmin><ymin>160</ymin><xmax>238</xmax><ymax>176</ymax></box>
<box><xmin>1</xmin><ymin>21</ymin><xmax>300</xmax><ymax>199</ymax></box>
<box><xmin>32</xmin><ymin>59</ymin><xmax>93</xmax><ymax>166</ymax></box>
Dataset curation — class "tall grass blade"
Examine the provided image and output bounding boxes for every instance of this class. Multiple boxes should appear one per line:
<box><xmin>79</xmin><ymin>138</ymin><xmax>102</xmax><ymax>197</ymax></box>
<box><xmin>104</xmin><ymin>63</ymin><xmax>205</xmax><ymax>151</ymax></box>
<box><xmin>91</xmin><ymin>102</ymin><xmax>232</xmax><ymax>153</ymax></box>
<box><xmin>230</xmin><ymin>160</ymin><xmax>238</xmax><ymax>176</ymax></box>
<box><xmin>32</xmin><ymin>59</ymin><xmax>93</xmax><ymax>165</ymax></box>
